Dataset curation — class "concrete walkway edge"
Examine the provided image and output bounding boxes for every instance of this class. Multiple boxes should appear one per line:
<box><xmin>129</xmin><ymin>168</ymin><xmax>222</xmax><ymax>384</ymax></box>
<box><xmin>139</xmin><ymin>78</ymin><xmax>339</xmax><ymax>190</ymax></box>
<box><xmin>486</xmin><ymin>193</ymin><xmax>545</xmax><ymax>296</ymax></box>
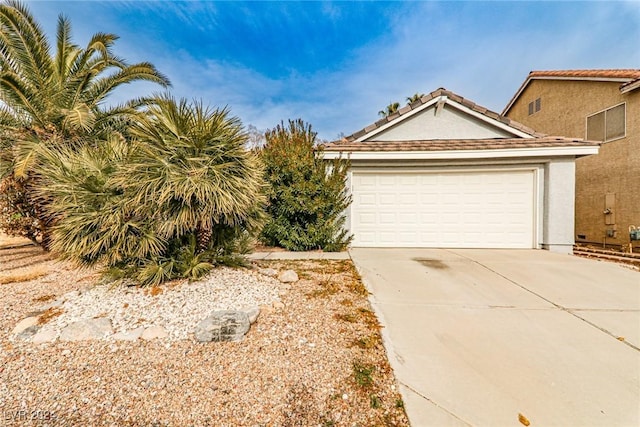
<box><xmin>248</xmin><ymin>251</ymin><xmax>351</xmax><ymax>260</ymax></box>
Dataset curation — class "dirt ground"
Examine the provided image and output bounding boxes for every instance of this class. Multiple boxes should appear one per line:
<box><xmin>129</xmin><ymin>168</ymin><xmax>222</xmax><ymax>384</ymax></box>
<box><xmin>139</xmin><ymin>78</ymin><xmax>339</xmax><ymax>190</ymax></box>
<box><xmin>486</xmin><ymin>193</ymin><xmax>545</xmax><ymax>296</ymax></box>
<box><xmin>0</xmin><ymin>236</ymin><xmax>409</xmax><ymax>426</ymax></box>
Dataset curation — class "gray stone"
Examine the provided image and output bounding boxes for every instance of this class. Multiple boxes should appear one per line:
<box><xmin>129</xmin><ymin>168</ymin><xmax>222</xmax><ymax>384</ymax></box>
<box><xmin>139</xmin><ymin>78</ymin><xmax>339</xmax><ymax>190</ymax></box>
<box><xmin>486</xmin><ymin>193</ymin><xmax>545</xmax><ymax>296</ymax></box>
<box><xmin>12</xmin><ymin>316</ymin><xmax>39</xmax><ymax>336</ymax></box>
<box><xmin>59</xmin><ymin>318</ymin><xmax>113</xmax><ymax>341</ymax></box>
<box><xmin>259</xmin><ymin>268</ymin><xmax>278</xmax><ymax>277</ymax></box>
<box><xmin>241</xmin><ymin>306</ymin><xmax>260</xmax><ymax>324</ymax></box>
<box><xmin>112</xmin><ymin>327</ymin><xmax>145</xmax><ymax>341</ymax></box>
<box><xmin>15</xmin><ymin>325</ymin><xmax>40</xmax><ymax>341</ymax></box>
<box><xmin>32</xmin><ymin>329</ymin><xmax>57</xmax><ymax>344</ymax></box>
<box><xmin>141</xmin><ymin>325</ymin><xmax>168</xmax><ymax>340</ymax></box>
<box><xmin>194</xmin><ymin>310</ymin><xmax>250</xmax><ymax>342</ymax></box>
<box><xmin>278</xmin><ymin>269</ymin><xmax>299</xmax><ymax>283</ymax></box>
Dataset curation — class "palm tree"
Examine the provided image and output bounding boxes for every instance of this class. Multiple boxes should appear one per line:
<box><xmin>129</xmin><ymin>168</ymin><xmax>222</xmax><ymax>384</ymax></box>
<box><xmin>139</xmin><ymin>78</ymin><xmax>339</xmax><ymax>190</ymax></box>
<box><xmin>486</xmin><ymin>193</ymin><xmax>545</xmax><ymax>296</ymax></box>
<box><xmin>406</xmin><ymin>93</ymin><xmax>425</xmax><ymax>104</ymax></box>
<box><xmin>0</xmin><ymin>0</ymin><xmax>170</xmax><ymax>248</ymax></box>
<box><xmin>124</xmin><ymin>94</ymin><xmax>266</xmax><ymax>252</ymax></box>
<box><xmin>378</xmin><ymin>102</ymin><xmax>400</xmax><ymax>118</ymax></box>
<box><xmin>36</xmin><ymin>94</ymin><xmax>266</xmax><ymax>285</ymax></box>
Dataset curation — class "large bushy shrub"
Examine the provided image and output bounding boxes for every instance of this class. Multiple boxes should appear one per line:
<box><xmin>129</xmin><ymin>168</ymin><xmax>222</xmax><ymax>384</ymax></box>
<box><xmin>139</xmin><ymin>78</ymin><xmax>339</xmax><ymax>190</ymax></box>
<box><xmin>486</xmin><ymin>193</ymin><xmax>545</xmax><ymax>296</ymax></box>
<box><xmin>36</xmin><ymin>96</ymin><xmax>266</xmax><ymax>285</ymax></box>
<box><xmin>260</xmin><ymin>119</ymin><xmax>351</xmax><ymax>251</ymax></box>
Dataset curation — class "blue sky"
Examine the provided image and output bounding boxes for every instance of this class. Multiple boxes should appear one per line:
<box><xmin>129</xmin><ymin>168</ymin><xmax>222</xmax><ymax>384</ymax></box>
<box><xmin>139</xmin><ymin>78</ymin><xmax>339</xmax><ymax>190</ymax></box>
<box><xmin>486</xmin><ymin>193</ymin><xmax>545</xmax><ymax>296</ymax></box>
<box><xmin>28</xmin><ymin>1</ymin><xmax>640</xmax><ymax>141</ymax></box>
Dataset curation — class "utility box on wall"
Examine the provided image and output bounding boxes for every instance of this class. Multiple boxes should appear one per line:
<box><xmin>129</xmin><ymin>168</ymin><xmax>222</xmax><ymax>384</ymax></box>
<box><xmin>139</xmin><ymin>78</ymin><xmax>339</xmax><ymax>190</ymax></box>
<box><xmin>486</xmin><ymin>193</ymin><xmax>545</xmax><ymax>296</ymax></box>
<box><xmin>604</xmin><ymin>193</ymin><xmax>616</xmax><ymax>226</ymax></box>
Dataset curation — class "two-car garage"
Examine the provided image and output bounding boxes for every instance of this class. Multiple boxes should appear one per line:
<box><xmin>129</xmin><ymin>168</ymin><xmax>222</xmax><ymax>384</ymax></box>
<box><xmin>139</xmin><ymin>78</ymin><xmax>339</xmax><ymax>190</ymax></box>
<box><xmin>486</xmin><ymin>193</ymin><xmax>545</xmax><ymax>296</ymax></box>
<box><xmin>350</xmin><ymin>169</ymin><xmax>536</xmax><ymax>248</ymax></box>
<box><xmin>322</xmin><ymin>88</ymin><xmax>599</xmax><ymax>253</ymax></box>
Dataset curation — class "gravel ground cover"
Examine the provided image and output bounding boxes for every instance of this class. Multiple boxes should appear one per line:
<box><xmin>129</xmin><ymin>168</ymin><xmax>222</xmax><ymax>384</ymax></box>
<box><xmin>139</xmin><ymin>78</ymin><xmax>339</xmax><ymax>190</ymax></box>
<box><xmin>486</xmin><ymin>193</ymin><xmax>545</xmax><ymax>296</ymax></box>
<box><xmin>0</xmin><ymin>241</ymin><xmax>409</xmax><ymax>426</ymax></box>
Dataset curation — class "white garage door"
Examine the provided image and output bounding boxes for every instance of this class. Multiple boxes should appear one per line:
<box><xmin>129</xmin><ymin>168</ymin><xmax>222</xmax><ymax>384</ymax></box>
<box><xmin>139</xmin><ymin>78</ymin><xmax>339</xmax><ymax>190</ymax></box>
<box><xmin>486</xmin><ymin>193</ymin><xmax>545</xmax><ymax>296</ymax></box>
<box><xmin>351</xmin><ymin>170</ymin><xmax>535</xmax><ymax>248</ymax></box>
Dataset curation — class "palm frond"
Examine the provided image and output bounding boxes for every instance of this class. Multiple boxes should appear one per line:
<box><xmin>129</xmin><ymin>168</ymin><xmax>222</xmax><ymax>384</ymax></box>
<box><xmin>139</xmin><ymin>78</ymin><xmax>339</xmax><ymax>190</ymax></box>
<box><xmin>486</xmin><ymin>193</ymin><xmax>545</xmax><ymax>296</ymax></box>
<box><xmin>0</xmin><ymin>1</ymin><xmax>53</xmax><ymax>91</ymax></box>
<box><xmin>54</xmin><ymin>15</ymin><xmax>80</xmax><ymax>85</ymax></box>
<box><xmin>61</xmin><ymin>102</ymin><xmax>95</xmax><ymax>133</ymax></box>
<box><xmin>84</xmin><ymin>63</ymin><xmax>170</xmax><ymax>109</ymax></box>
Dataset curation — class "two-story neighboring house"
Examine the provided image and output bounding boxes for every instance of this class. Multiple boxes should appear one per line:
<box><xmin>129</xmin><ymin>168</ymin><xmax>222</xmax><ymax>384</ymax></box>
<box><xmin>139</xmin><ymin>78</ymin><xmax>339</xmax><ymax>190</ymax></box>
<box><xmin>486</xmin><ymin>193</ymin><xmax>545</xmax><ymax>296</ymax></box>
<box><xmin>503</xmin><ymin>70</ymin><xmax>640</xmax><ymax>250</ymax></box>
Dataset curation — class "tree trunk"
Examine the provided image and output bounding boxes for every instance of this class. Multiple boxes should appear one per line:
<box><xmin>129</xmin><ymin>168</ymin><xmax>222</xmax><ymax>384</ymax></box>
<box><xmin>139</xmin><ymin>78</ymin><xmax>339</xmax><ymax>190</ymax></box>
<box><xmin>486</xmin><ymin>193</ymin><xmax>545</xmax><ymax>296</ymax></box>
<box><xmin>39</xmin><ymin>219</ymin><xmax>53</xmax><ymax>251</ymax></box>
<box><xmin>196</xmin><ymin>225</ymin><xmax>212</xmax><ymax>252</ymax></box>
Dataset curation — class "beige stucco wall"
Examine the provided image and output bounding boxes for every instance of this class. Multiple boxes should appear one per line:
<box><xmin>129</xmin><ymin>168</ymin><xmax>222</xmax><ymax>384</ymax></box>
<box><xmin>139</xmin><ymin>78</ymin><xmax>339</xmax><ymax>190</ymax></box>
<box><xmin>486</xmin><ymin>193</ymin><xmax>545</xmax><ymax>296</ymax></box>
<box><xmin>507</xmin><ymin>80</ymin><xmax>640</xmax><ymax>248</ymax></box>
<box><xmin>369</xmin><ymin>105</ymin><xmax>513</xmax><ymax>141</ymax></box>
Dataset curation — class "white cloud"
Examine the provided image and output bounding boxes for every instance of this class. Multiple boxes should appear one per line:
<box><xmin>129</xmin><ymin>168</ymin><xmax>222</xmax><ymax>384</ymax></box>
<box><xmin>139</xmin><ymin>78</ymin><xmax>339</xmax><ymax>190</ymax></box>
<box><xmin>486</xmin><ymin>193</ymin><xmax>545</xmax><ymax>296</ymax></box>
<box><xmin>26</xmin><ymin>1</ymin><xmax>640</xmax><ymax>141</ymax></box>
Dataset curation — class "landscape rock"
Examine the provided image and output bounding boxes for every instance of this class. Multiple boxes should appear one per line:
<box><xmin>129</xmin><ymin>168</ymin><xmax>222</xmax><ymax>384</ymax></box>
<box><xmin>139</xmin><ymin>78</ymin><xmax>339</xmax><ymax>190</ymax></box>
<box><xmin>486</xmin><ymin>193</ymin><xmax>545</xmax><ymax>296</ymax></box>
<box><xmin>59</xmin><ymin>318</ymin><xmax>113</xmax><ymax>341</ymax></box>
<box><xmin>241</xmin><ymin>306</ymin><xmax>260</xmax><ymax>324</ymax></box>
<box><xmin>194</xmin><ymin>310</ymin><xmax>250</xmax><ymax>342</ymax></box>
<box><xmin>12</xmin><ymin>316</ymin><xmax>39</xmax><ymax>336</ymax></box>
<box><xmin>32</xmin><ymin>329</ymin><xmax>57</xmax><ymax>344</ymax></box>
<box><xmin>258</xmin><ymin>268</ymin><xmax>278</xmax><ymax>277</ymax></box>
<box><xmin>112</xmin><ymin>327</ymin><xmax>145</xmax><ymax>341</ymax></box>
<box><xmin>278</xmin><ymin>269</ymin><xmax>299</xmax><ymax>283</ymax></box>
<box><xmin>272</xmin><ymin>301</ymin><xmax>285</xmax><ymax>310</ymax></box>
<box><xmin>15</xmin><ymin>325</ymin><xmax>40</xmax><ymax>341</ymax></box>
<box><xmin>141</xmin><ymin>325</ymin><xmax>168</xmax><ymax>340</ymax></box>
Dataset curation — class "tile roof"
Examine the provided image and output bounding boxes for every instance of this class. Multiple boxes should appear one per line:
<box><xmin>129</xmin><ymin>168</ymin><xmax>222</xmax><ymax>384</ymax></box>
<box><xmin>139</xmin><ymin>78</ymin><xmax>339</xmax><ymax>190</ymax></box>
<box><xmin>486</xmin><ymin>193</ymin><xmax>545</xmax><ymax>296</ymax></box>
<box><xmin>343</xmin><ymin>88</ymin><xmax>544</xmax><ymax>142</ymax></box>
<box><xmin>323</xmin><ymin>137</ymin><xmax>599</xmax><ymax>152</ymax></box>
<box><xmin>503</xmin><ymin>69</ymin><xmax>640</xmax><ymax>114</ymax></box>
<box><xmin>528</xmin><ymin>69</ymin><xmax>640</xmax><ymax>80</ymax></box>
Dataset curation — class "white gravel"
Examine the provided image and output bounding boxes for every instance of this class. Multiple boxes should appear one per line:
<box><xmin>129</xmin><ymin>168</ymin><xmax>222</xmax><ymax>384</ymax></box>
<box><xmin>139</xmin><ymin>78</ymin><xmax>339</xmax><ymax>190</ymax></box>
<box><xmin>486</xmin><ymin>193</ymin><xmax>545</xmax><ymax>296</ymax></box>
<box><xmin>0</xmin><ymin>242</ymin><xmax>409</xmax><ymax>426</ymax></box>
<box><xmin>37</xmin><ymin>267</ymin><xmax>282</xmax><ymax>341</ymax></box>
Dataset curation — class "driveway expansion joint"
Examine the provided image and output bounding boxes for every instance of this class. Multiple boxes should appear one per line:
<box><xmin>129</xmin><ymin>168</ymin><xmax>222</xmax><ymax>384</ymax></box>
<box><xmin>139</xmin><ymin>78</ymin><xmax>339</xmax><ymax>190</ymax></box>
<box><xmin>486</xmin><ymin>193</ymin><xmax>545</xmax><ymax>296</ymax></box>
<box><xmin>447</xmin><ymin>249</ymin><xmax>640</xmax><ymax>352</ymax></box>
<box><xmin>399</xmin><ymin>382</ymin><xmax>473</xmax><ymax>427</ymax></box>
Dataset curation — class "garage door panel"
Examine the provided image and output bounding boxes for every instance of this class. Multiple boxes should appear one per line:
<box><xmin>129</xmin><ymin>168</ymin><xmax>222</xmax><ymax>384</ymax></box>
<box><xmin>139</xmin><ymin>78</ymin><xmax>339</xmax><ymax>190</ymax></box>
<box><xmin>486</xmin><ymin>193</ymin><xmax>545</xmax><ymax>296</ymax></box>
<box><xmin>379</xmin><ymin>213</ymin><xmax>396</xmax><ymax>224</ymax></box>
<box><xmin>351</xmin><ymin>170</ymin><xmax>534</xmax><ymax>248</ymax></box>
<box><xmin>358</xmin><ymin>194</ymin><xmax>376</xmax><ymax>206</ymax></box>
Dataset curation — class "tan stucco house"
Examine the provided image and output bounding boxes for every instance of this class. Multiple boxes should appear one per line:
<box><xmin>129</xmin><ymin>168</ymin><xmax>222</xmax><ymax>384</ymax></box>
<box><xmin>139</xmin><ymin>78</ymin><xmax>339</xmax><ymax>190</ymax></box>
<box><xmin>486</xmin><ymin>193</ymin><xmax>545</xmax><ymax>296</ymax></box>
<box><xmin>503</xmin><ymin>70</ymin><xmax>640</xmax><ymax>250</ymax></box>
<box><xmin>324</xmin><ymin>88</ymin><xmax>598</xmax><ymax>253</ymax></box>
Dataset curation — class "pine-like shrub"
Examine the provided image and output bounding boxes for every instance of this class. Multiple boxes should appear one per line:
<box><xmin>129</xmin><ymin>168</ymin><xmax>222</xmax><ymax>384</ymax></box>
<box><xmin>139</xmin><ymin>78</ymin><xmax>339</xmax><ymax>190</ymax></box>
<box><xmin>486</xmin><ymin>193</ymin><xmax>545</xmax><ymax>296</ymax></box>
<box><xmin>260</xmin><ymin>119</ymin><xmax>351</xmax><ymax>251</ymax></box>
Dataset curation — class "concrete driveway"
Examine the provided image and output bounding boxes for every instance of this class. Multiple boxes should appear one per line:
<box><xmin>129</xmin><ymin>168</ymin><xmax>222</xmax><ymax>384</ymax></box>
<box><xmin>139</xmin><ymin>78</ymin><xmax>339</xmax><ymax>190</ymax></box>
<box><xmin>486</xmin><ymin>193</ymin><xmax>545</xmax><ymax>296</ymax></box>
<box><xmin>349</xmin><ymin>249</ymin><xmax>640</xmax><ymax>426</ymax></box>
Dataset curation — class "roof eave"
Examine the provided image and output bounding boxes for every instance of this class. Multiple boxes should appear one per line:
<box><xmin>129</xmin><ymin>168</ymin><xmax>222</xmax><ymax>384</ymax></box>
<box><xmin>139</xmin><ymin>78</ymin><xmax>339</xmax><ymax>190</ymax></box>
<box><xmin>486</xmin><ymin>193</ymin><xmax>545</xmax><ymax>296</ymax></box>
<box><xmin>620</xmin><ymin>79</ymin><xmax>640</xmax><ymax>94</ymax></box>
<box><xmin>323</xmin><ymin>146</ymin><xmax>599</xmax><ymax>161</ymax></box>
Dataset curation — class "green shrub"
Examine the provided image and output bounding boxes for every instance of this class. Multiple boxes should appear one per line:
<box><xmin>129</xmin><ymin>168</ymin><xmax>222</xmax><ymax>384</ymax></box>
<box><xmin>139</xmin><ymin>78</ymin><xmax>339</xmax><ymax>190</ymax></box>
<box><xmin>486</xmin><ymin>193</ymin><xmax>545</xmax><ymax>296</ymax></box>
<box><xmin>36</xmin><ymin>96</ymin><xmax>266</xmax><ymax>286</ymax></box>
<box><xmin>260</xmin><ymin>119</ymin><xmax>351</xmax><ymax>251</ymax></box>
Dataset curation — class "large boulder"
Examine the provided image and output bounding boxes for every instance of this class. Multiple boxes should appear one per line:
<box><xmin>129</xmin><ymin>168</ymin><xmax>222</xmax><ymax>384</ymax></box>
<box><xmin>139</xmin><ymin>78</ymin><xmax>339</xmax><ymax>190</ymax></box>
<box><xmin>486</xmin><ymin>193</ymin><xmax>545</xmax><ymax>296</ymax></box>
<box><xmin>194</xmin><ymin>310</ymin><xmax>250</xmax><ymax>342</ymax></box>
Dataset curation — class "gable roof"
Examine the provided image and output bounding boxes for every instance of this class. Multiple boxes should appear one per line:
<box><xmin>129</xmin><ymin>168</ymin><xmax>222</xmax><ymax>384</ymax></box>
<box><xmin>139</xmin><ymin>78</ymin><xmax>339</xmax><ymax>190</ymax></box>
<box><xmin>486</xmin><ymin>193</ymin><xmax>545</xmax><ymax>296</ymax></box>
<box><xmin>343</xmin><ymin>88</ymin><xmax>544</xmax><ymax>143</ymax></box>
<box><xmin>323</xmin><ymin>87</ymin><xmax>600</xmax><ymax>160</ymax></box>
<box><xmin>503</xmin><ymin>69</ymin><xmax>640</xmax><ymax>115</ymax></box>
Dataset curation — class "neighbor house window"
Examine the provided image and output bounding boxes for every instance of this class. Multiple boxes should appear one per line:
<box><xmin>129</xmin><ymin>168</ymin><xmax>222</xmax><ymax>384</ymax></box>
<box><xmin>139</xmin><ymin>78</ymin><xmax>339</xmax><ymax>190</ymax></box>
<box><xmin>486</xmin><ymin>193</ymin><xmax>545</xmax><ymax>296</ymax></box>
<box><xmin>586</xmin><ymin>103</ymin><xmax>625</xmax><ymax>142</ymax></box>
<box><xmin>528</xmin><ymin>97</ymin><xmax>541</xmax><ymax>115</ymax></box>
